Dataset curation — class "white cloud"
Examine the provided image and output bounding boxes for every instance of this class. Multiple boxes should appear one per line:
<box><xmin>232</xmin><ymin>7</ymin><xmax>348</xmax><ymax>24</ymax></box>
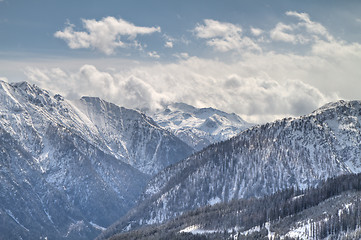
<box><xmin>173</xmin><ymin>52</ymin><xmax>190</xmax><ymax>60</ymax></box>
<box><xmin>270</xmin><ymin>11</ymin><xmax>333</xmax><ymax>44</ymax></box>
<box><xmin>54</xmin><ymin>16</ymin><xmax>161</xmax><ymax>55</ymax></box>
<box><xmin>163</xmin><ymin>34</ymin><xmax>175</xmax><ymax>48</ymax></box>
<box><xmin>165</xmin><ymin>41</ymin><xmax>173</xmax><ymax>48</ymax></box>
<box><xmin>25</xmin><ymin>67</ymin><xmax>51</xmax><ymax>82</ymax></box>
<box><xmin>311</xmin><ymin>40</ymin><xmax>361</xmax><ymax>58</ymax></box>
<box><xmin>194</xmin><ymin>19</ymin><xmax>261</xmax><ymax>53</ymax></box>
<box><xmin>180</xmin><ymin>52</ymin><xmax>189</xmax><ymax>59</ymax></box>
<box><xmin>120</xmin><ymin>75</ymin><xmax>166</xmax><ymax>110</ymax></box>
<box><xmin>221</xmin><ymin>74</ymin><xmax>329</xmax><ymax>120</ymax></box>
<box><xmin>286</xmin><ymin>11</ymin><xmax>333</xmax><ymax>42</ymax></box>
<box><xmin>270</xmin><ymin>23</ymin><xmax>297</xmax><ymax>43</ymax></box>
<box><xmin>147</xmin><ymin>51</ymin><xmax>160</xmax><ymax>59</ymax></box>
<box><xmin>194</xmin><ymin>19</ymin><xmax>242</xmax><ymax>39</ymax></box>
<box><xmin>250</xmin><ymin>27</ymin><xmax>263</xmax><ymax>36</ymax></box>
<box><xmin>180</xmin><ymin>35</ymin><xmax>191</xmax><ymax>45</ymax></box>
<box><xmin>24</xmin><ymin>65</ymin><xmax>166</xmax><ymax>111</ymax></box>
<box><xmin>25</xmin><ymin>52</ymin><xmax>344</xmax><ymax>123</ymax></box>
<box><xmin>16</xmin><ymin>11</ymin><xmax>361</xmax><ymax>123</ymax></box>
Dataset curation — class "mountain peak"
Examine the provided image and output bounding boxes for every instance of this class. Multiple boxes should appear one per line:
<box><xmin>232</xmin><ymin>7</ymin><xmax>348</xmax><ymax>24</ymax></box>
<box><xmin>312</xmin><ymin>100</ymin><xmax>361</xmax><ymax>115</ymax></box>
<box><xmin>149</xmin><ymin>102</ymin><xmax>253</xmax><ymax>150</ymax></box>
<box><xmin>11</xmin><ymin>81</ymin><xmax>47</xmax><ymax>95</ymax></box>
<box><xmin>11</xmin><ymin>80</ymin><xmax>32</xmax><ymax>88</ymax></box>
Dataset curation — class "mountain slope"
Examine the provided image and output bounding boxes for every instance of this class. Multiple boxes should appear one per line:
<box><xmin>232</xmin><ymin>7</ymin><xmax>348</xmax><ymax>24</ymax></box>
<box><xmin>107</xmin><ymin>173</ymin><xmax>361</xmax><ymax>240</ymax></box>
<box><xmin>76</xmin><ymin>97</ymin><xmax>194</xmax><ymax>175</ymax></box>
<box><xmin>0</xmin><ymin>80</ymin><xmax>192</xmax><ymax>239</ymax></box>
<box><xmin>99</xmin><ymin>100</ymin><xmax>361</xmax><ymax>238</ymax></box>
<box><xmin>0</xmin><ymin>123</ymin><xmax>145</xmax><ymax>239</ymax></box>
<box><xmin>150</xmin><ymin>102</ymin><xmax>252</xmax><ymax>151</ymax></box>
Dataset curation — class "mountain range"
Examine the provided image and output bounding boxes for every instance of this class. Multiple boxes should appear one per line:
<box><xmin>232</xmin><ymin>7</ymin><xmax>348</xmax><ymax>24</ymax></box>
<box><xmin>99</xmin><ymin>100</ymin><xmax>361</xmax><ymax>239</ymax></box>
<box><xmin>149</xmin><ymin>102</ymin><xmax>252</xmax><ymax>151</ymax></box>
<box><xmin>2</xmin><ymin>80</ymin><xmax>361</xmax><ymax>240</ymax></box>
<box><xmin>0</xmin><ymin>81</ymin><xmax>194</xmax><ymax>239</ymax></box>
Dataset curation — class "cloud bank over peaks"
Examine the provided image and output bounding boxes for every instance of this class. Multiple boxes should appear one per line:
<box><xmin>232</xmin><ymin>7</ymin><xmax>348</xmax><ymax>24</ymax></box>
<box><xmin>25</xmin><ymin>65</ymin><xmax>168</xmax><ymax>112</ymax></box>
<box><xmin>21</xmin><ymin>10</ymin><xmax>361</xmax><ymax>123</ymax></box>
<box><xmin>24</xmin><ymin>55</ymin><xmax>340</xmax><ymax>123</ymax></box>
<box><xmin>54</xmin><ymin>17</ymin><xmax>160</xmax><ymax>55</ymax></box>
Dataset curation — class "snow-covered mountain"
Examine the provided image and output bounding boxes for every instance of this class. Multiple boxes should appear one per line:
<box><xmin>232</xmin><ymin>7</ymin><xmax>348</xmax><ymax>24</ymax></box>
<box><xmin>99</xmin><ymin>100</ymin><xmax>361</xmax><ymax>238</ymax></box>
<box><xmin>150</xmin><ymin>102</ymin><xmax>252</xmax><ymax>151</ymax></box>
<box><xmin>105</xmin><ymin>173</ymin><xmax>361</xmax><ymax>240</ymax></box>
<box><xmin>76</xmin><ymin>97</ymin><xmax>193</xmax><ymax>175</ymax></box>
<box><xmin>0</xmin><ymin>80</ymin><xmax>193</xmax><ymax>239</ymax></box>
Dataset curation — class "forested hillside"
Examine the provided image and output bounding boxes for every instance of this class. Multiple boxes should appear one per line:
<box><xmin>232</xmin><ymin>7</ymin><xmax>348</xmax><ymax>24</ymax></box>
<box><xmin>107</xmin><ymin>173</ymin><xmax>361</xmax><ymax>240</ymax></box>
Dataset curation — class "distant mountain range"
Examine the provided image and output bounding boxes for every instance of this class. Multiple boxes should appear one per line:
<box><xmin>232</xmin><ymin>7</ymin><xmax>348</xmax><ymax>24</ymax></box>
<box><xmin>99</xmin><ymin>100</ymin><xmax>361</xmax><ymax>239</ymax></box>
<box><xmin>149</xmin><ymin>102</ymin><xmax>252</xmax><ymax>151</ymax></box>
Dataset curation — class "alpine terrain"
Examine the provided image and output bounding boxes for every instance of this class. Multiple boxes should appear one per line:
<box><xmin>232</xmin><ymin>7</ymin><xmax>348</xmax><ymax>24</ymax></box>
<box><xmin>99</xmin><ymin>100</ymin><xmax>361</xmax><ymax>239</ymax></box>
<box><xmin>150</xmin><ymin>102</ymin><xmax>252</xmax><ymax>151</ymax></box>
<box><xmin>0</xmin><ymin>80</ymin><xmax>193</xmax><ymax>239</ymax></box>
<box><xmin>107</xmin><ymin>173</ymin><xmax>361</xmax><ymax>240</ymax></box>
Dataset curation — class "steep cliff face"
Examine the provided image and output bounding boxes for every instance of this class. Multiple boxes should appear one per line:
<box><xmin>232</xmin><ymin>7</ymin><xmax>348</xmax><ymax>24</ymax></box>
<box><xmin>100</xmin><ymin>100</ymin><xmax>361</xmax><ymax>238</ymax></box>
<box><xmin>0</xmin><ymin>81</ymin><xmax>192</xmax><ymax>239</ymax></box>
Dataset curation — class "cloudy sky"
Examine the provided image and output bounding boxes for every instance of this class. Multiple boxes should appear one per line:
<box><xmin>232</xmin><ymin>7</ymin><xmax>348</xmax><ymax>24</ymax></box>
<box><xmin>1</xmin><ymin>0</ymin><xmax>361</xmax><ymax>123</ymax></box>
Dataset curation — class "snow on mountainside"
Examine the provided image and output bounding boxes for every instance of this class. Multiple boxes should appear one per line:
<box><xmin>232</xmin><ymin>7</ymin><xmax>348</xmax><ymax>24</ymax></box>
<box><xmin>0</xmin><ymin>80</ymin><xmax>193</xmax><ymax>239</ymax></box>
<box><xmin>105</xmin><ymin>173</ymin><xmax>361</xmax><ymax>240</ymax></box>
<box><xmin>150</xmin><ymin>102</ymin><xmax>253</xmax><ymax>151</ymax></box>
<box><xmin>0</xmin><ymin>81</ymin><xmax>192</xmax><ymax>175</ymax></box>
<box><xmin>76</xmin><ymin>97</ymin><xmax>193</xmax><ymax>175</ymax></box>
<box><xmin>99</xmin><ymin>100</ymin><xmax>361</xmax><ymax>238</ymax></box>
